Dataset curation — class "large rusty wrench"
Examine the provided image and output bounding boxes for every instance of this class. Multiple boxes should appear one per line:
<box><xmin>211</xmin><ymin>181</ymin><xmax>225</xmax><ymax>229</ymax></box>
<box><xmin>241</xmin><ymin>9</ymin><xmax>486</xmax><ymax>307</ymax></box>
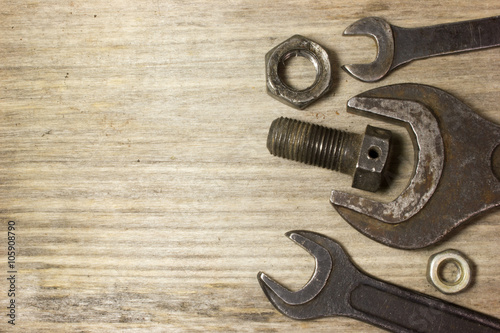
<box><xmin>342</xmin><ymin>16</ymin><xmax>500</xmax><ymax>82</ymax></box>
<box><xmin>330</xmin><ymin>84</ymin><xmax>500</xmax><ymax>249</ymax></box>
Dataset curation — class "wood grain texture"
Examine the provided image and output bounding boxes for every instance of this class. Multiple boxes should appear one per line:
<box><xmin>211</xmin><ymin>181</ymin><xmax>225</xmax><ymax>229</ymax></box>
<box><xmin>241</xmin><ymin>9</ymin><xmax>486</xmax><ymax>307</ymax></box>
<box><xmin>1</xmin><ymin>0</ymin><xmax>500</xmax><ymax>332</ymax></box>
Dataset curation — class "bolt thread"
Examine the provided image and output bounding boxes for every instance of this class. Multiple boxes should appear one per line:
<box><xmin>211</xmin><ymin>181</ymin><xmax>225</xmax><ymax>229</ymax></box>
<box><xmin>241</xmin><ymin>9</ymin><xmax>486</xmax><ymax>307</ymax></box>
<box><xmin>267</xmin><ymin>117</ymin><xmax>360</xmax><ymax>173</ymax></box>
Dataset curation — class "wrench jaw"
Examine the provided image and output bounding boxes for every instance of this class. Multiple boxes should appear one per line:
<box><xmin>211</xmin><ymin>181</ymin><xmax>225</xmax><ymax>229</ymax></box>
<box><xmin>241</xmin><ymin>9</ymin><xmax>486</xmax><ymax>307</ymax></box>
<box><xmin>331</xmin><ymin>84</ymin><xmax>500</xmax><ymax>249</ymax></box>
<box><xmin>257</xmin><ymin>272</ymin><xmax>326</xmax><ymax>320</ymax></box>
<box><xmin>331</xmin><ymin>96</ymin><xmax>444</xmax><ymax>224</ymax></box>
<box><xmin>258</xmin><ymin>231</ymin><xmax>332</xmax><ymax>307</ymax></box>
<box><xmin>342</xmin><ymin>17</ymin><xmax>395</xmax><ymax>82</ymax></box>
<box><xmin>257</xmin><ymin>231</ymin><xmax>357</xmax><ymax>320</ymax></box>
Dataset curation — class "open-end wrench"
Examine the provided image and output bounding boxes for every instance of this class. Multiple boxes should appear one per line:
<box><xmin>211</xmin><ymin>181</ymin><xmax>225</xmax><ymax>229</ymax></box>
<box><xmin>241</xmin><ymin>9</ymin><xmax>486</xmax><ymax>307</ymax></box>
<box><xmin>342</xmin><ymin>16</ymin><xmax>500</xmax><ymax>82</ymax></box>
<box><xmin>258</xmin><ymin>231</ymin><xmax>500</xmax><ymax>333</ymax></box>
<box><xmin>330</xmin><ymin>83</ymin><xmax>500</xmax><ymax>249</ymax></box>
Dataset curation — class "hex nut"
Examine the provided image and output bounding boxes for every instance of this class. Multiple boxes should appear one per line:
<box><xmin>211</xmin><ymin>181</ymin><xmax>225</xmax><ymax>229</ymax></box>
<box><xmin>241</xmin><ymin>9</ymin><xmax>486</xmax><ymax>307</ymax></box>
<box><xmin>427</xmin><ymin>249</ymin><xmax>472</xmax><ymax>294</ymax></box>
<box><xmin>265</xmin><ymin>35</ymin><xmax>332</xmax><ymax>110</ymax></box>
<box><xmin>352</xmin><ymin>125</ymin><xmax>392</xmax><ymax>192</ymax></box>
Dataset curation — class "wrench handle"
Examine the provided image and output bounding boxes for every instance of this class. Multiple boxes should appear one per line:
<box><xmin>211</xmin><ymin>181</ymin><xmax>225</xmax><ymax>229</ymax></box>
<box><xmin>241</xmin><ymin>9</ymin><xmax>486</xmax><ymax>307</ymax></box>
<box><xmin>392</xmin><ymin>16</ymin><xmax>500</xmax><ymax>69</ymax></box>
<box><xmin>349</xmin><ymin>281</ymin><xmax>500</xmax><ymax>333</ymax></box>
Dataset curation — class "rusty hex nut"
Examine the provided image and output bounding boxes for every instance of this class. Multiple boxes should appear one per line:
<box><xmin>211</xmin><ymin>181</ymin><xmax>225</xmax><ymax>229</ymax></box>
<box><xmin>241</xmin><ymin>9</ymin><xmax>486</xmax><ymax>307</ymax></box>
<box><xmin>352</xmin><ymin>125</ymin><xmax>392</xmax><ymax>192</ymax></box>
<box><xmin>265</xmin><ymin>35</ymin><xmax>332</xmax><ymax>109</ymax></box>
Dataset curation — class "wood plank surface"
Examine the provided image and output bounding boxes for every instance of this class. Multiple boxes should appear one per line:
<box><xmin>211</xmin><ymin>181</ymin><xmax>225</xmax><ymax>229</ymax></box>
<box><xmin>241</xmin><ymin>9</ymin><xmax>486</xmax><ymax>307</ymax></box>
<box><xmin>1</xmin><ymin>0</ymin><xmax>500</xmax><ymax>332</ymax></box>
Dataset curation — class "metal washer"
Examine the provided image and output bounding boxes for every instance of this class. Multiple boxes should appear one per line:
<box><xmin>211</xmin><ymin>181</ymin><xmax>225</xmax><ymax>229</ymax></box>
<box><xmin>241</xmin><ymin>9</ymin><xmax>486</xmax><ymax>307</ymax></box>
<box><xmin>427</xmin><ymin>249</ymin><xmax>472</xmax><ymax>294</ymax></box>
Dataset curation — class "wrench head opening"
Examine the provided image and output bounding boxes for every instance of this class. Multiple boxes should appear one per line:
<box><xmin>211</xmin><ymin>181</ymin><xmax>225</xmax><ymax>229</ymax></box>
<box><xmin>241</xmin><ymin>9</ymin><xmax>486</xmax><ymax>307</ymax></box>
<box><xmin>258</xmin><ymin>231</ymin><xmax>357</xmax><ymax>320</ymax></box>
<box><xmin>331</xmin><ymin>84</ymin><xmax>500</xmax><ymax>249</ymax></box>
<box><xmin>342</xmin><ymin>17</ymin><xmax>395</xmax><ymax>82</ymax></box>
<box><xmin>331</xmin><ymin>96</ymin><xmax>444</xmax><ymax>224</ymax></box>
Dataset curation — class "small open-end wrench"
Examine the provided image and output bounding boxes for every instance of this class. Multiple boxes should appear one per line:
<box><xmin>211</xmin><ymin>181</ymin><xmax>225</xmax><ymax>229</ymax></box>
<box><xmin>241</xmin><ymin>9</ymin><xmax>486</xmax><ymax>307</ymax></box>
<box><xmin>342</xmin><ymin>16</ymin><xmax>500</xmax><ymax>82</ymax></box>
<box><xmin>258</xmin><ymin>231</ymin><xmax>500</xmax><ymax>332</ymax></box>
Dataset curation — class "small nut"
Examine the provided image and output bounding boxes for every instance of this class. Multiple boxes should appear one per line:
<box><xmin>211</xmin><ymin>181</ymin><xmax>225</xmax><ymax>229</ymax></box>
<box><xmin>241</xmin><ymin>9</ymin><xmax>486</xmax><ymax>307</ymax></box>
<box><xmin>265</xmin><ymin>35</ymin><xmax>332</xmax><ymax>110</ymax></box>
<box><xmin>427</xmin><ymin>249</ymin><xmax>472</xmax><ymax>294</ymax></box>
<box><xmin>352</xmin><ymin>125</ymin><xmax>391</xmax><ymax>192</ymax></box>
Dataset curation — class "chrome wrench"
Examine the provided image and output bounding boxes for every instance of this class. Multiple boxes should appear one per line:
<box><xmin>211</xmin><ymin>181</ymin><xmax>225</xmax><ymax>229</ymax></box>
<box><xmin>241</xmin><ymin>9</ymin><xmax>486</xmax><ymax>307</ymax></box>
<box><xmin>342</xmin><ymin>16</ymin><xmax>500</xmax><ymax>82</ymax></box>
<box><xmin>258</xmin><ymin>231</ymin><xmax>500</xmax><ymax>332</ymax></box>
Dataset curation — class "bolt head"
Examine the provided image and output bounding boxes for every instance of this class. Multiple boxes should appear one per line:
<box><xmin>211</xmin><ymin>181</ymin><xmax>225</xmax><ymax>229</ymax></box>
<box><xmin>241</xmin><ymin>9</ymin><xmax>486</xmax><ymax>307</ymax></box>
<box><xmin>352</xmin><ymin>125</ymin><xmax>391</xmax><ymax>192</ymax></box>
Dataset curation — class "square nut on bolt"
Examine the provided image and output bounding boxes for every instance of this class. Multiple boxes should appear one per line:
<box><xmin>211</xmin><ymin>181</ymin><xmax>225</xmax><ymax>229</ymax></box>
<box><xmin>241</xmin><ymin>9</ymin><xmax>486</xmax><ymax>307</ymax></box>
<box><xmin>352</xmin><ymin>125</ymin><xmax>392</xmax><ymax>192</ymax></box>
<box><xmin>267</xmin><ymin>117</ymin><xmax>392</xmax><ymax>193</ymax></box>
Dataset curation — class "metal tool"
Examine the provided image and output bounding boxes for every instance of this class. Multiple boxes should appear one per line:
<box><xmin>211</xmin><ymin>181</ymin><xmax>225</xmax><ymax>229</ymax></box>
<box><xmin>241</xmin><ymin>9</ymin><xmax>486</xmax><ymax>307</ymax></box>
<box><xmin>258</xmin><ymin>231</ymin><xmax>500</xmax><ymax>332</ymax></box>
<box><xmin>330</xmin><ymin>83</ymin><xmax>500</xmax><ymax>249</ymax></box>
<box><xmin>342</xmin><ymin>16</ymin><xmax>500</xmax><ymax>82</ymax></box>
<box><xmin>267</xmin><ymin>117</ymin><xmax>392</xmax><ymax>192</ymax></box>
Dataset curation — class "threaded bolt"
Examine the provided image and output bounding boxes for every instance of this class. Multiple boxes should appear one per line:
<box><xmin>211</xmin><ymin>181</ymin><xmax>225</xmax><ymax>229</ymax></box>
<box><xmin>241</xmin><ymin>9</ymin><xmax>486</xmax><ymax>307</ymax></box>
<box><xmin>267</xmin><ymin>117</ymin><xmax>392</xmax><ymax>192</ymax></box>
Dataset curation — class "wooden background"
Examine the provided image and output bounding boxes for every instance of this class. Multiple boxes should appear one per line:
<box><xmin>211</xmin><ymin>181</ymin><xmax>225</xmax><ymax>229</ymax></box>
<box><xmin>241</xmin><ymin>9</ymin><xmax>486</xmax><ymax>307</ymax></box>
<box><xmin>1</xmin><ymin>0</ymin><xmax>500</xmax><ymax>332</ymax></box>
